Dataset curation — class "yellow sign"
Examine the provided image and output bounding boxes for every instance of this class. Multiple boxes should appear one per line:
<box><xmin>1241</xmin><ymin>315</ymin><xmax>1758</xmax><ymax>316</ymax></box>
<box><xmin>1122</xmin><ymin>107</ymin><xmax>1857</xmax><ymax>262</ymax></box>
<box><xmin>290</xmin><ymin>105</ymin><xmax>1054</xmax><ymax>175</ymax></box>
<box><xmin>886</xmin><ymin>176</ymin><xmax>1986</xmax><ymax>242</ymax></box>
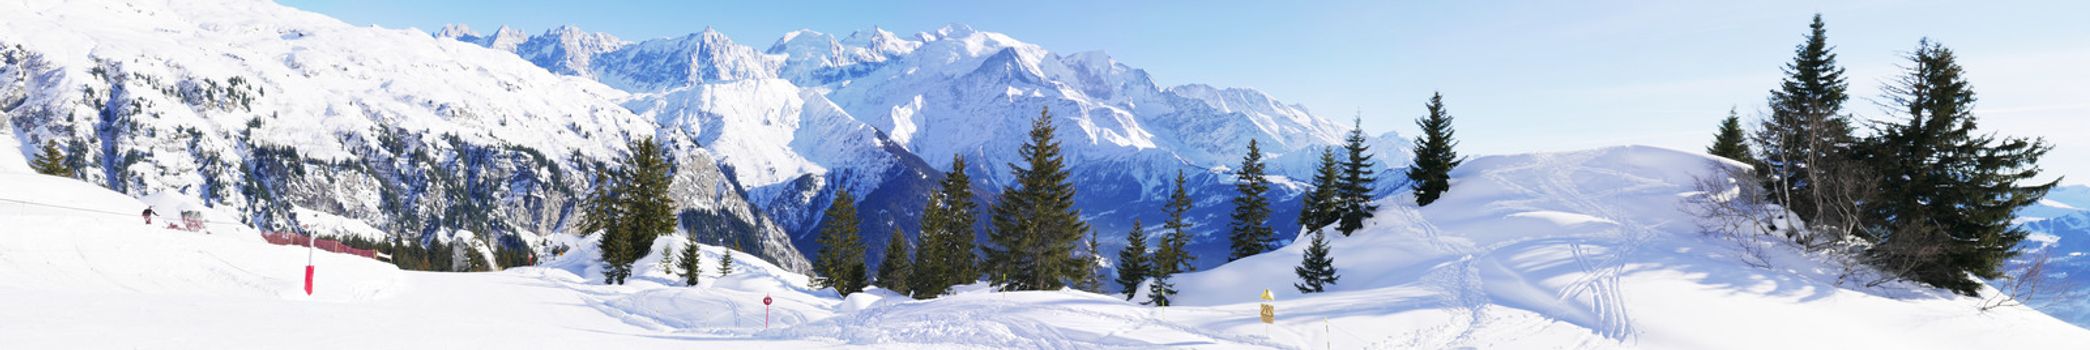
<box><xmin>1260</xmin><ymin>289</ymin><xmax>1274</xmax><ymax>301</ymax></box>
<box><xmin>1259</xmin><ymin>304</ymin><xmax>1275</xmax><ymax>324</ymax></box>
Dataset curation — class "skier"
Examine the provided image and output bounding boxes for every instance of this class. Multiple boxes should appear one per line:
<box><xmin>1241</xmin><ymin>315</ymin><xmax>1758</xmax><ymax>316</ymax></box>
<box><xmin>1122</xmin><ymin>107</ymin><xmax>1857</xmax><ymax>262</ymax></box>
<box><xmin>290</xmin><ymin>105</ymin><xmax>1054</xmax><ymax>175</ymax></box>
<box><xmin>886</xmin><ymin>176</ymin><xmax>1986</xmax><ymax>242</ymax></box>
<box><xmin>141</xmin><ymin>207</ymin><xmax>157</xmax><ymax>225</ymax></box>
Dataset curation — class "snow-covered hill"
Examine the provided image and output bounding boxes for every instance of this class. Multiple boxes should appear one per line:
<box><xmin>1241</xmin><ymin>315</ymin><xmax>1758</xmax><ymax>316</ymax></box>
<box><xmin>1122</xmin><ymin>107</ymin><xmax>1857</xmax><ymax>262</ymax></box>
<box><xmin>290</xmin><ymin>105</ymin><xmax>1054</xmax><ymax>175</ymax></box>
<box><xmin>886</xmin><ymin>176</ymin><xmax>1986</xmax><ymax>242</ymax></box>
<box><xmin>8</xmin><ymin>139</ymin><xmax>2084</xmax><ymax>348</ymax></box>
<box><xmin>448</xmin><ymin>23</ymin><xmax>1415</xmax><ymax>271</ymax></box>
<box><xmin>0</xmin><ymin>0</ymin><xmax>806</xmax><ymax>271</ymax></box>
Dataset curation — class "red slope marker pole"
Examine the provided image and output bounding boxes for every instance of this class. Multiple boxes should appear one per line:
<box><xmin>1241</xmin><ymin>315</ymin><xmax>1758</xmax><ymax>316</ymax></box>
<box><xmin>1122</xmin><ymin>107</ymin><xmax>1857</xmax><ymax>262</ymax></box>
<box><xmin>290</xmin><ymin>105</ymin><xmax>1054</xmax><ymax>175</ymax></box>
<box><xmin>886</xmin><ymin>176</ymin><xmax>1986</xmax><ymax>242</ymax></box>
<box><xmin>763</xmin><ymin>294</ymin><xmax>773</xmax><ymax>329</ymax></box>
<box><xmin>304</xmin><ymin>227</ymin><xmax>315</xmax><ymax>296</ymax></box>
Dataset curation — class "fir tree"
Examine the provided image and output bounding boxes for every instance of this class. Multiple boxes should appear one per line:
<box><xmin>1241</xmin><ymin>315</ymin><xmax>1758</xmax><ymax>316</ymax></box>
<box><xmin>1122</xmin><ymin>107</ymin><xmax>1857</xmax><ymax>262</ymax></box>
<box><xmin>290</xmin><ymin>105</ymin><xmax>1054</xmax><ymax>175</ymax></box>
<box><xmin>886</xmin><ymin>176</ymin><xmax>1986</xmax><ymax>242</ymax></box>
<box><xmin>1294</xmin><ymin>230</ymin><xmax>1339</xmax><ymax>293</ymax></box>
<box><xmin>1298</xmin><ymin>148</ymin><xmax>1341</xmax><ymax>233</ymax></box>
<box><xmin>583</xmin><ymin>166</ymin><xmax>631</xmax><ymax>284</ymax></box>
<box><xmin>30</xmin><ymin>140</ymin><xmax>70</xmax><ymax>176</ymax></box>
<box><xmin>1336</xmin><ymin>118</ymin><xmax>1380</xmax><ymax>235</ymax></box>
<box><xmin>877</xmin><ymin>227</ymin><xmax>914</xmax><ymax>296</ymax></box>
<box><xmin>1754</xmin><ymin>14</ymin><xmax>1857</xmax><ymax>227</ymax></box>
<box><xmin>677</xmin><ymin>238</ymin><xmax>702</xmax><ymax>286</ymax></box>
<box><xmin>717</xmin><ymin>240</ymin><xmax>737</xmax><ymax>276</ymax></box>
<box><xmin>1113</xmin><ymin>219</ymin><xmax>1151</xmax><ymax>300</ymax></box>
<box><xmin>1228</xmin><ymin>139</ymin><xmax>1277</xmax><ymax>261</ymax></box>
<box><xmin>1862</xmin><ymin>39</ymin><xmax>2056</xmax><ymax>296</ymax></box>
<box><xmin>1406</xmin><ymin>93</ymin><xmax>1461</xmax><ymax>207</ymax></box>
<box><xmin>588</xmin><ymin>138</ymin><xmax>676</xmax><ymax>285</ymax></box>
<box><xmin>813</xmin><ymin>189</ymin><xmax>868</xmax><ymax>296</ymax></box>
<box><xmin>985</xmin><ymin>108</ymin><xmax>1090</xmax><ymax>291</ymax></box>
<box><xmin>1075</xmin><ymin>229</ymin><xmax>1105</xmax><ymax>293</ymax></box>
<box><xmin>1706</xmin><ymin>108</ymin><xmax>1753</xmax><ymax>162</ymax></box>
<box><xmin>910</xmin><ymin>155</ymin><xmax>980</xmax><ymax>298</ymax></box>
<box><xmin>1148</xmin><ymin>171</ymin><xmax>1193</xmax><ymax>306</ymax></box>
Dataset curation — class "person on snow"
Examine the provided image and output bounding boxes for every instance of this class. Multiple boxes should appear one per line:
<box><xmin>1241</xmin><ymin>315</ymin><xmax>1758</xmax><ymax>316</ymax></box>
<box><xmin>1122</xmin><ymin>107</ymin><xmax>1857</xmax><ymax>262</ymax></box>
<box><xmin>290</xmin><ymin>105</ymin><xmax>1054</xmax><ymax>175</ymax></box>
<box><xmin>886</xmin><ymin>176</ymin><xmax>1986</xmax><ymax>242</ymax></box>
<box><xmin>141</xmin><ymin>207</ymin><xmax>157</xmax><ymax>225</ymax></box>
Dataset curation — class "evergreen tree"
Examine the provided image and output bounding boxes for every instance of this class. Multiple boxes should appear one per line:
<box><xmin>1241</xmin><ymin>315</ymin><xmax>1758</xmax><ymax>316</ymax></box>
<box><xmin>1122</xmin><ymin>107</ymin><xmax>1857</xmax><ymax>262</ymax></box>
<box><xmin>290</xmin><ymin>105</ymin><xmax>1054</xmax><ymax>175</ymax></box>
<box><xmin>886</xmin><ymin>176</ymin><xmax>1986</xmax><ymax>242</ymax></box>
<box><xmin>677</xmin><ymin>238</ymin><xmax>702</xmax><ymax>286</ymax></box>
<box><xmin>1298</xmin><ymin>148</ymin><xmax>1341</xmax><ymax>233</ymax></box>
<box><xmin>1706</xmin><ymin>108</ymin><xmax>1753</xmax><ymax>162</ymax></box>
<box><xmin>911</xmin><ymin>155</ymin><xmax>981</xmax><ymax>299</ymax></box>
<box><xmin>30</xmin><ymin>140</ymin><xmax>70</xmax><ymax>176</ymax></box>
<box><xmin>1336</xmin><ymin>118</ymin><xmax>1380</xmax><ymax>235</ymax></box>
<box><xmin>1113</xmin><ymin>219</ymin><xmax>1151</xmax><ymax>300</ymax></box>
<box><xmin>1406</xmin><ymin>93</ymin><xmax>1461</xmax><ymax>207</ymax></box>
<box><xmin>717</xmin><ymin>240</ymin><xmax>737</xmax><ymax>276</ymax></box>
<box><xmin>1148</xmin><ymin>171</ymin><xmax>1193</xmax><ymax>306</ymax></box>
<box><xmin>985</xmin><ymin>108</ymin><xmax>1090</xmax><ymax>291</ymax></box>
<box><xmin>877</xmin><ymin>227</ymin><xmax>914</xmax><ymax>296</ymax></box>
<box><xmin>588</xmin><ymin>138</ymin><xmax>675</xmax><ymax>285</ymax></box>
<box><xmin>1862</xmin><ymin>39</ymin><xmax>2056</xmax><ymax>296</ymax></box>
<box><xmin>1075</xmin><ymin>229</ymin><xmax>1105</xmax><ymax>293</ymax></box>
<box><xmin>813</xmin><ymin>189</ymin><xmax>868</xmax><ymax>296</ymax></box>
<box><xmin>1294</xmin><ymin>230</ymin><xmax>1339</xmax><ymax>293</ymax></box>
<box><xmin>1228</xmin><ymin>139</ymin><xmax>1277</xmax><ymax>261</ymax></box>
<box><xmin>1754</xmin><ymin>14</ymin><xmax>1857</xmax><ymax>227</ymax></box>
<box><xmin>620</xmin><ymin>137</ymin><xmax>677</xmax><ymax>282</ymax></box>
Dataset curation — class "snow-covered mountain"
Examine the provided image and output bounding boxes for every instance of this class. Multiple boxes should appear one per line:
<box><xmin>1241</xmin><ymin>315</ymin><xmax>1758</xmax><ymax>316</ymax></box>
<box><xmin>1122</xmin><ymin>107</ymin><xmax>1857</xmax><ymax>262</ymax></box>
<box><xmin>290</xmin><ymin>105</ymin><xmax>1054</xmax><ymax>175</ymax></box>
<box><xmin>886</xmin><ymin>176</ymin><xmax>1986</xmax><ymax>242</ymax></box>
<box><xmin>0</xmin><ymin>0</ymin><xmax>807</xmax><ymax>271</ymax></box>
<box><xmin>2011</xmin><ymin>184</ymin><xmax>2090</xmax><ymax>327</ymax></box>
<box><xmin>449</xmin><ymin>23</ymin><xmax>1415</xmax><ymax>270</ymax></box>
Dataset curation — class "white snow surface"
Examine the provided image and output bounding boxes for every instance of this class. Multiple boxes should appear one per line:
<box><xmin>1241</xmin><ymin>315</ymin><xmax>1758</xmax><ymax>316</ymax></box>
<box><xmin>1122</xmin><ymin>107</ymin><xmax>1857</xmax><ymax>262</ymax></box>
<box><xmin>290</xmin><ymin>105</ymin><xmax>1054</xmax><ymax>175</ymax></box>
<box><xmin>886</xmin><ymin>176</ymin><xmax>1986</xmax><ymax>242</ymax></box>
<box><xmin>5</xmin><ymin>142</ymin><xmax>2086</xmax><ymax>348</ymax></box>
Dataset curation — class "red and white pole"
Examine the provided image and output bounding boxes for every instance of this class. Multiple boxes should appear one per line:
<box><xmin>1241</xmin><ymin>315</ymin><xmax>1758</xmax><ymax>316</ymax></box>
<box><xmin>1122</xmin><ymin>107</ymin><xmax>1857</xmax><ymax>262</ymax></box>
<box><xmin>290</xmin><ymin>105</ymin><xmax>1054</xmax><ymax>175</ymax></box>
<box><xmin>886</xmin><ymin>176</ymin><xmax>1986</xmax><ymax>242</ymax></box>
<box><xmin>763</xmin><ymin>294</ymin><xmax>773</xmax><ymax>329</ymax></box>
<box><xmin>304</xmin><ymin>226</ymin><xmax>315</xmax><ymax>296</ymax></box>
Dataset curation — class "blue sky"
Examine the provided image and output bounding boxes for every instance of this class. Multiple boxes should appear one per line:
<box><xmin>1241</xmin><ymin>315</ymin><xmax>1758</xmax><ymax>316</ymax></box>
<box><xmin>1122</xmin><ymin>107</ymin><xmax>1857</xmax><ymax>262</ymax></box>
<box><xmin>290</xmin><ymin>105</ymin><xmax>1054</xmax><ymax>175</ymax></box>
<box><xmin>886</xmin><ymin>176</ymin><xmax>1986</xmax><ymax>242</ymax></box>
<box><xmin>282</xmin><ymin>0</ymin><xmax>2090</xmax><ymax>184</ymax></box>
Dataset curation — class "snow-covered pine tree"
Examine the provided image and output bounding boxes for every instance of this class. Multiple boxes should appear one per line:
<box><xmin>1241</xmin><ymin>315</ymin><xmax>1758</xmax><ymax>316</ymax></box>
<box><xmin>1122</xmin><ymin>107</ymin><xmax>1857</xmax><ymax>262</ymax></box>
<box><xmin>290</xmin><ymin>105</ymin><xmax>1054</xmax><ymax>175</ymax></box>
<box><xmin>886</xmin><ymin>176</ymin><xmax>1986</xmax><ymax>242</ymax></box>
<box><xmin>1753</xmin><ymin>13</ymin><xmax>1858</xmax><ymax>229</ymax></box>
<box><xmin>1299</xmin><ymin>148</ymin><xmax>1341</xmax><ymax>233</ymax></box>
<box><xmin>1706</xmin><ymin>108</ymin><xmax>1753</xmax><ymax>162</ymax></box>
<box><xmin>1148</xmin><ymin>171</ymin><xmax>1194</xmax><ymax>306</ymax></box>
<box><xmin>717</xmin><ymin>240</ymin><xmax>737</xmax><ymax>276</ymax></box>
<box><xmin>813</xmin><ymin>189</ymin><xmax>868</xmax><ymax>296</ymax></box>
<box><xmin>677</xmin><ymin>237</ymin><xmax>701</xmax><ymax>286</ymax></box>
<box><xmin>877</xmin><ymin>227</ymin><xmax>913</xmax><ymax>296</ymax></box>
<box><xmin>30</xmin><ymin>140</ymin><xmax>71</xmax><ymax>176</ymax></box>
<box><xmin>1114</xmin><ymin>219</ymin><xmax>1151</xmax><ymax>300</ymax></box>
<box><xmin>1406</xmin><ymin>93</ymin><xmax>1462</xmax><ymax>207</ymax></box>
<box><xmin>986</xmin><ymin>108</ymin><xmax>1089</xmax><ymax>291</ymax></box>
<box><xmin>1228</xmin><ymin>139</ymin><xmax>1277</xmax><ymax>261</ymax></box>
<box><xmin>1336</xmin><ymin>118</ymin><xmax>1380</xmax><ymax>235</ymax></box>
<box><xmin>1863</xmin><ymin>39</ymin><xmax>2056</xmax><ymax>296</ymax></box>
<box><xmin>910</xmin><ymin>155</ymin><xmax>980</xmax><ymax>299</ymax></box>
<box><xmin>1294</xmin><ymin>229</ymin><xmax>1339</xmax><ymax>293</ymax></box>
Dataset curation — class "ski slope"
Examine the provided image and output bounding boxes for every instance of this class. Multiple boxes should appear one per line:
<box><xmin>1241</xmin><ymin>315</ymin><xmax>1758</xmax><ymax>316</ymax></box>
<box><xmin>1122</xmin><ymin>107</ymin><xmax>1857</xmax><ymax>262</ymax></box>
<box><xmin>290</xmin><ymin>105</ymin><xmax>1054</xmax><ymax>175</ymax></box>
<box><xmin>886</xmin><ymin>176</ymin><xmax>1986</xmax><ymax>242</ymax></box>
<box><xmin>3</xmin><ymin>142</ymin><xmax>2086</xmax><ymax>349</ymax></box>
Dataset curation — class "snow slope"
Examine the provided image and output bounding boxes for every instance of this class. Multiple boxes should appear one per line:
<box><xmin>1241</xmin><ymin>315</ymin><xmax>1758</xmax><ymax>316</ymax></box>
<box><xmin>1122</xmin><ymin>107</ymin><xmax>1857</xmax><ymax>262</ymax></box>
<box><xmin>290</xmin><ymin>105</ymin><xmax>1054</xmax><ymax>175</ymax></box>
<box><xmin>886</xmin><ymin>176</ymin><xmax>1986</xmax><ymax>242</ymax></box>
<box><xmin>1156</xmin><ymin>145</ymin><xmax>2090</xmax><ymax>349</ymax></box>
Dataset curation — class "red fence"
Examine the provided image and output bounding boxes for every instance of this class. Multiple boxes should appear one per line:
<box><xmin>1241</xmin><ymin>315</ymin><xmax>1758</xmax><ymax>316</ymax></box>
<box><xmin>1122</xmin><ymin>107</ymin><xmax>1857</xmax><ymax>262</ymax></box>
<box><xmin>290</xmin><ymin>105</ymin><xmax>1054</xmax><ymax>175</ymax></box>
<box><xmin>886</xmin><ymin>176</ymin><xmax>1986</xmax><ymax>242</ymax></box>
<box><xmin>258</xmin><ymin>232</ymin><xmax>381</xmax><ymax>260</ymax></box>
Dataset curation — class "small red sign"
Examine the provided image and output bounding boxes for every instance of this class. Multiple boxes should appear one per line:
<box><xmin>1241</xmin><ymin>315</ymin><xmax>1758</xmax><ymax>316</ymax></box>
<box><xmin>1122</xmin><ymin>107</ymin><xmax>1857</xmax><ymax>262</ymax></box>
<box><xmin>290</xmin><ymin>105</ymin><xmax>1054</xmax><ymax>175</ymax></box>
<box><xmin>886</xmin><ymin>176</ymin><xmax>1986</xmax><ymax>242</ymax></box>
<box><xmin>763</xmin><ymin>295</ymin><xmax>773</xmax><ymax>305</ymax></box>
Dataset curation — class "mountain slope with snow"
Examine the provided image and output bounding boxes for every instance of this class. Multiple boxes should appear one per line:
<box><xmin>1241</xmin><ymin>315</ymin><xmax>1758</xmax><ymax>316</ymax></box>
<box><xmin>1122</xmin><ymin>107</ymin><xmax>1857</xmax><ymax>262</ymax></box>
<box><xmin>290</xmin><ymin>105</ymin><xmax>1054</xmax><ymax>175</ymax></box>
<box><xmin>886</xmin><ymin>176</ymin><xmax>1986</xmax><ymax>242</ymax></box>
<box><xmin>0</xmin><ymin>0</ymin><xmax>806</xmax><ymax>270</ymax></box>
<box><xmin>451</xmin><ymin>23</ymin><xmax>1416</xmax><ymax>270</ymax></box>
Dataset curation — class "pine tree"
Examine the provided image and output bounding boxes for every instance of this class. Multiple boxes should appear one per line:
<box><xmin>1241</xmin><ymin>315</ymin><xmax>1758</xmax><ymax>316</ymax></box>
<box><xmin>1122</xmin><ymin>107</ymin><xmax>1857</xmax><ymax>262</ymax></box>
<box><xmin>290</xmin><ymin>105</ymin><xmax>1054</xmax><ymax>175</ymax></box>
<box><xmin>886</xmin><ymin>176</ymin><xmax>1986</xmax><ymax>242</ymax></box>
<box><xmin>1336</xmin><ymin>118</ymin><xmax>1380</xmax><ymax>235</ymax></box>
<box><xmin>677</xmin><ymin>238</ymin><xmax>702</xmax><ymax>286</ymax></box>
<box><xmin>985</xmin><ymin>108</ymin><xmax>1089</xmax><ymax>291</ymax></box>
<box><xmin>910</xmin><ymin>155</ymin><xmax>980</xmax><ymax>299</ymax></box>
<box><xmin>1754</xmin><ymin>14</ymin><xmax>1856</xmax><ymax>227</ymax></box>
<box><xmin>1228</xmin><ymin>139</ymin><xmax>1277</xmax><ymax>261</ymax></box>
<box><xmin>877</xmin><ymin>227</ymin><xmax>914</xmax><ymax>296</ymax></box>
<box><xmin>621</xmin><ymin>137</ymin><xmax>677</xmax><ymax>282</ymax></box>
<box><xmin>1148</xmin><ymin>171</ymin><xmax>1193</xmax><ymax>306</ymax></box>
<box><xmin>30</xmin><ymin>140</ymin><xmax>70</xmax><ymax>176</ymax></box>
<box><xmin>717</xmin><ymin>240</ymin><xmax>737</xmax><ymax>276</ymax></box>
<box><xmin>1075</xmin><ymin>229</ymin><xmax>1105</xmax><ymax>293</ymax></box>
<box><xmin>1863</xmin><ymin>39</ymin><xmax>2056</xmax><ymax>296</ymax></box>
<box><xmin>813</xmin><ymin>189</ymin><xmax>868</xmax><ymax>296</ymax></box>
<box><xmin>1406</xmin><ymin>93</ymin><xmax>1461</xmax><ymax>207</ymax></box>
<box><xmin>1113</xmin><ymin>219</ymin><xmax>1151</xmax><ymax>300</ymax></box>
<box><xmin>1706</xmin><ymin>108</ymin><xmax>1753</xmax><ymax>162</ymax></box>
<box><xmin>588</xmin><ymin>138</ymin><xmax>675</xmax><ymax>285</ymax></box>
<box><xmin>1294</xmin><ymin>229</ymin><xmax>1339</xmax><ymax>293</ymax></box>
<box><xmin>1298</xmin><ymin>148</ymin><xmax>1341</xmax><ymax>233</ymax></box>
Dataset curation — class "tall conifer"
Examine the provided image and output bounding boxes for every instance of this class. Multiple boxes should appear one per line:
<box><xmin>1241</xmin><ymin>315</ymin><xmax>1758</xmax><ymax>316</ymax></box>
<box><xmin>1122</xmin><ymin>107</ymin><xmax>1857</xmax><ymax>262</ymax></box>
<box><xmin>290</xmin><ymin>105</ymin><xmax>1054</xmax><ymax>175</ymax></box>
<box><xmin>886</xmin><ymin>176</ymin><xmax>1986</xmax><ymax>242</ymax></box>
<box><xmin>1228</xmin><ymin>139</ymin><xmax>1277</xmax><ymax>261</ymax></box>
<box><xmin>985</xmin><ymin>108</ymin><xmax>1089</xmax><ymax>291</ymax></box>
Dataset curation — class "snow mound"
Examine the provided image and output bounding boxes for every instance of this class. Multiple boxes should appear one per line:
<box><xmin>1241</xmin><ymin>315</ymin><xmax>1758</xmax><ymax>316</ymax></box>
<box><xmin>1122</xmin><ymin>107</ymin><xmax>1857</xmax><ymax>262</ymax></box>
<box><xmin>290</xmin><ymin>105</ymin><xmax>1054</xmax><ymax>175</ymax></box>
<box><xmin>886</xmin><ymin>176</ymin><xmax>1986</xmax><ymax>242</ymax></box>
<box><xmin>1164</xmin><ymin>145</ymin><xmax>2090</xmax><ymax>349</ymax></box>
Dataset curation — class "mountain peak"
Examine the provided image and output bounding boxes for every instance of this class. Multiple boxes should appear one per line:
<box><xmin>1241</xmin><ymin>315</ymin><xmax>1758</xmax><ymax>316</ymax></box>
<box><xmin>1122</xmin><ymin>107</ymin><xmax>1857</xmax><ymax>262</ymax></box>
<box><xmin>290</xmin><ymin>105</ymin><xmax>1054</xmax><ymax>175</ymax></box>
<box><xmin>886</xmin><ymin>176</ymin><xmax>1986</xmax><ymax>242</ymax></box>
<box><xmin>435</xmin><ymin>23</ymin><xmax>477</xmax><ymax>39</ymax></box>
